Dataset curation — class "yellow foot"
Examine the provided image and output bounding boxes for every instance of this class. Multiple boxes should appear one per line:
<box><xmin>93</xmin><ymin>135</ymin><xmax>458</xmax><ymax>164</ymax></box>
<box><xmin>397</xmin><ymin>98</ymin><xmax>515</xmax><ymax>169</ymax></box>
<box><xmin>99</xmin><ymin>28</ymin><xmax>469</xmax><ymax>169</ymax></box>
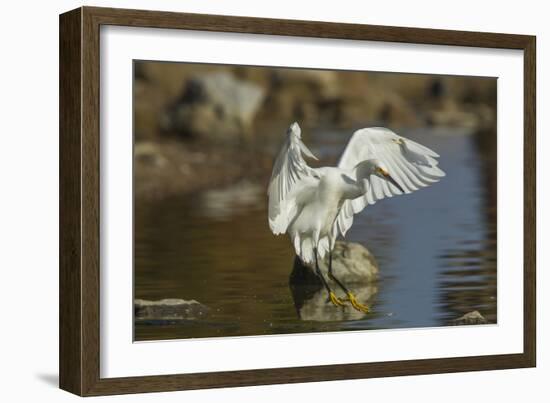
<box><xmin>329</xmin><ymin>291</ymin><xmax>346</xmax><ymax>307</ymax></box>
<box><xmin>347</xmin><ymin>292</ymin><xmax>370</xmax><ymax>313</ymax></box>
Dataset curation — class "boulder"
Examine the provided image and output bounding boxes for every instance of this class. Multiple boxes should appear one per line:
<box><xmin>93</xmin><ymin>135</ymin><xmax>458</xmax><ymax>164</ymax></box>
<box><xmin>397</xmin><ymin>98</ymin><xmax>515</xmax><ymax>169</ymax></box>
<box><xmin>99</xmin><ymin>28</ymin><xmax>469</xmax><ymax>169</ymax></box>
<box><xmin>161</xmin><ymin>72</ymin><xmax>265</xmax><ymax>144</ymax></box>
<box><xmin>289</xmin><ymin>241</ymin><xmax>379</xmax><ymax>321</ymax></box>
<box><xmin>134</xmin><ymin>298</ymin><xmax>210</xmax><ymax>321</ymax></box>
<box><xmin>292</xmin><ymin>241</ymin><xmax>379</xmax><ymax>285</ymax></box>
<box><xmin>450</xmin><ymin>310</ymin><xmax>489</xmax><ymax>326</ymax></box>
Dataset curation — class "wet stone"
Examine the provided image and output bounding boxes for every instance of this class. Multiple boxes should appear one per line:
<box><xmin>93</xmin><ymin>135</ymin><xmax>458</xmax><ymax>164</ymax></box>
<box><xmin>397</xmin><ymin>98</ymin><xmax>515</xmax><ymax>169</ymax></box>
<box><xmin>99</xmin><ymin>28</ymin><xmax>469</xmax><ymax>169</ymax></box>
<box><xmin>450</xmin><ymin>310</ymin><xmax>489</xmax><ymax>325</ymax></box>
<box><xmin>134</xmin><ymin>298</ymin><xmax>210</xmax><ymax>322</ymax></box>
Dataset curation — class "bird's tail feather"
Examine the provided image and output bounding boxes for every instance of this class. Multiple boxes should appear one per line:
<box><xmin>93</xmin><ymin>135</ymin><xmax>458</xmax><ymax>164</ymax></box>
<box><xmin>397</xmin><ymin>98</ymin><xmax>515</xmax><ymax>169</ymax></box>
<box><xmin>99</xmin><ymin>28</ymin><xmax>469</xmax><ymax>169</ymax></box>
<box><xmin>295</xmin><ymin>236</ymin><xmax>330</xmax><ymax>265</ymax></box>
<box><xmin>300</xmin><ymin>238</ymin><xmax>315</xmax><ymax>264</ymax></box>
<box><xmin>317</xmin><ymin>237</ymin><xmax>330</xmax><ymax>261</ymax></box>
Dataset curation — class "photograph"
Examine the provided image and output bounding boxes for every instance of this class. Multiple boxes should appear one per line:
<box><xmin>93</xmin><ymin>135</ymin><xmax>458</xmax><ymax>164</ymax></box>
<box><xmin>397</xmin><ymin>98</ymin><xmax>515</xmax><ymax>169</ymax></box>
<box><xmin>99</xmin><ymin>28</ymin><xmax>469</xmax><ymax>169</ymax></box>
<box><xmin>132</xmin><ymin>60</ymin><xmax>497</xmax><ymax>341</ymax></box>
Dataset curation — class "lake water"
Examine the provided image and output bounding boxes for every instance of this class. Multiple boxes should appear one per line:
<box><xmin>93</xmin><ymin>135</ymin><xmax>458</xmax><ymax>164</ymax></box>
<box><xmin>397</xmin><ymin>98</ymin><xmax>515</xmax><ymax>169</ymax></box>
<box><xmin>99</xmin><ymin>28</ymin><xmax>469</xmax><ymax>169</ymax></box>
<box><xmin>134</xmin><ymin>127</ymin><xmax>497</xmax><ymax>341</ymax></box>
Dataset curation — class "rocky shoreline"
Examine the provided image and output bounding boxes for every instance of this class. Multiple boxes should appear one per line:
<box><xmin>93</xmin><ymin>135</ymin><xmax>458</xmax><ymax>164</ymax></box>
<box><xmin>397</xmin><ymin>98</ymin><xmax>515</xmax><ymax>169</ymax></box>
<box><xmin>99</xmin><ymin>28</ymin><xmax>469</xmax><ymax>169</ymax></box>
<box><xmin>134</xmin><ymin>140</ymin><xmax>271</xmax><ymax>201</ymax></box>
<box><xmin>134</xmin><ymin>63</ymin><xmax>497</xmax><ymax>201</ymax></box>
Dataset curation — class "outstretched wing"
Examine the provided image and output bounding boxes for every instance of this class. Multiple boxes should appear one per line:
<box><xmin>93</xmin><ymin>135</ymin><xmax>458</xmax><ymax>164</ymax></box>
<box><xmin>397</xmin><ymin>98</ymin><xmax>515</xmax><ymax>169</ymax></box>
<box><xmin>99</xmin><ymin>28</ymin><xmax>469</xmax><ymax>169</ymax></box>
<box><xmin>268</xmin><ymin>122</ymin><xmax>319</xmax><ymax>235</ymax></box>
<box><xmin>333</xmin><ymin>127</ymin><xmax>445</xmax><ymax>239</ymax></box>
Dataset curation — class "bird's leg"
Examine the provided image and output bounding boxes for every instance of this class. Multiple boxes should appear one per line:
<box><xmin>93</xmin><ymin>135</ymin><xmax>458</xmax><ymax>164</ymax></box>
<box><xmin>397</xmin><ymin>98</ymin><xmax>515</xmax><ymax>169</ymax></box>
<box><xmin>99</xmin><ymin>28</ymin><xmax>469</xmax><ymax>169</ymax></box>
<box><xmin>328</xmin><ymin>250</ymin><xmax>370</xmax><ymax>314</ymax></box>
<box><xmin>314</xmin><ymin>248</ymin><xmax>345</xmax><ymax>308</ymax></box>
<box><xmin>328</xmin><ymin>249</ymin><xmax>350</xmax><ymax>294</ymax></box>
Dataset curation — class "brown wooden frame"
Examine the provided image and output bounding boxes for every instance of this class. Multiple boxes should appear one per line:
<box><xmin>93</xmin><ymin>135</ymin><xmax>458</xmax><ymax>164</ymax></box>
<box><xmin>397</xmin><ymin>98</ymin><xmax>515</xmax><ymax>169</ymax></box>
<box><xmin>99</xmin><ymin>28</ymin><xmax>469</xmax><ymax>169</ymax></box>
<box><xmin>59</xmin><ymin>6</ymin><xmax>536</xmax><ymax>396</ymax></box>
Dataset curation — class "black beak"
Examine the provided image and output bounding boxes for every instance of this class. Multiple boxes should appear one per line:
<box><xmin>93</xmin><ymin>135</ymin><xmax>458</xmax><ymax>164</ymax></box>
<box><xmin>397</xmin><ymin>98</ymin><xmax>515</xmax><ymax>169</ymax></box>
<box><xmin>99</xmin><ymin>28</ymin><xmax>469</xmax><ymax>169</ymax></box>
<box><xmin>385</xmin><ymin>173</ymin><xmax>405</xmax><ymax>193</ymax></box>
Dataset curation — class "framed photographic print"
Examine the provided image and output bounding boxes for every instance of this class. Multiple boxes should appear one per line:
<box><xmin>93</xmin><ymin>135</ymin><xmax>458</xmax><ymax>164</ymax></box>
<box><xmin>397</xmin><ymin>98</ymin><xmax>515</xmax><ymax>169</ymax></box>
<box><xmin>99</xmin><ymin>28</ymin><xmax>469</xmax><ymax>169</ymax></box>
<box><xmin>59</xmin><ymin>6</ymin><xmax>536</xmax><ymax>396</ymax></box>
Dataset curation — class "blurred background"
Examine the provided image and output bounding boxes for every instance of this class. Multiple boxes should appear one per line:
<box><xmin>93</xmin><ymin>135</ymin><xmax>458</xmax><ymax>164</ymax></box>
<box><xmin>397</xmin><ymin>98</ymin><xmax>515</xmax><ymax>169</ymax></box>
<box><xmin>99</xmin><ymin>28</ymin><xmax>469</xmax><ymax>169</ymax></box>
<box><xmin>133</xmin><ymin>61</ymin><xmax>497</xmax><ymax>341</ymax></box>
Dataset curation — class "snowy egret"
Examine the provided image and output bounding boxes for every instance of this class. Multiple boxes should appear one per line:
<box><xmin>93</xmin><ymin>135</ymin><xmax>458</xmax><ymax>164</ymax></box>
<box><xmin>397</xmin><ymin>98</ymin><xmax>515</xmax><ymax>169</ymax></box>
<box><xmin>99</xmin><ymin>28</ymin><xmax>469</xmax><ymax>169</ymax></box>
<box><xmin>268</xmin><ymin>122</ymin><xmax>445</xmax><ymax>313</ymax></box>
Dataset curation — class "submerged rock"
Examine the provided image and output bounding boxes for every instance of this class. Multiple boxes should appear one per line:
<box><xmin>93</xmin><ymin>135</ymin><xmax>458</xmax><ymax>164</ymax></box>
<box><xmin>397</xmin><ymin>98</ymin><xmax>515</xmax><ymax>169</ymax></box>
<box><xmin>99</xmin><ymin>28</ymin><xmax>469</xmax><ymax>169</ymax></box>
<box><xmin>450</xmin><ymin>310</ymin><xmax>489</xmax><ymax>325</ymax></box>
<box><xmin>134</xmin><ymin>298</ymin><xmax>210</xmax><ymax>321</ymax></box>
<box><xmin>292</xmin><ymin>281</ymin><xmax>378</xmax><ymax>322</ymax></box>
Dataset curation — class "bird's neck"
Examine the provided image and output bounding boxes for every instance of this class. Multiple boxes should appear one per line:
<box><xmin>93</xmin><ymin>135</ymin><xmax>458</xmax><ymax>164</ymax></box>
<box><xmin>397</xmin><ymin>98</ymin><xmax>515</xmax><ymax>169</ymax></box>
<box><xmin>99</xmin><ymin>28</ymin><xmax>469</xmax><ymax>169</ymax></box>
<box><xmin>339</xmin><ymin>174</ymin><xmax>366</xmax><ymax>201</ymax></box>
<box><xmin>317</xmin><ymin>170</ymin><xmax>365</xmax><ymax>202</ymax></box>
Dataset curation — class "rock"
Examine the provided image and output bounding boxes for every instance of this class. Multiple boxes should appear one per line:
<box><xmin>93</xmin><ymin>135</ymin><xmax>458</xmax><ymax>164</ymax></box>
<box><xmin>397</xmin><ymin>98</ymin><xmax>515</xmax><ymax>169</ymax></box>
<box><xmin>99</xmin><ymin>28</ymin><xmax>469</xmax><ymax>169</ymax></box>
<box><xmin>329</xmin><ymin>83</ymin><xmax>420</xmax><ymax>128</ymax></box>
<box><xmin>271</xmin><ymin>69</ymin><xmax>340</xmax><ymax>101</ymax></box>
<box><xmin>328</xmin><ymin>241</ymin><xmax>379</xmax><ymax>282</ymax></box>
<box><xmin>133</xmin><ymin>80</ymin><xmax>168</xmax><ymax>141</ymax></box>
<box><xmin>134</xmin><ymin>298</ymin><xmax>210</xmax><ymax>321</ymax></box>
<box><xmin>291</xmin><ymin>281</ymin><xmax>378</xmax><ymax>322</ymax></box>
<box><xmin>162</xmin><ymin>72</ymin><xmax>265</xmax><ymax>143</ymax></box>
<box><xmin>258</xmin><ymin>70</ymin><xmax>342</xmax><ymax>126</ymax></box>
<box><xmin>292</xmin><ymin>241</ymin><xmax>379</xmax><ymax>285</ymax></box>
<box><xmin>134</xmin><ymin>141</ymin><xmax>167</xmax><ymax>168</ymax></box>
<box><xmin>134</xmin><ymin>139</ymin><xmax>263</xmax><ymax>201</ymax></box>
<box><xmin>289</xmin><ymin>241</ymin><xmax>379</xmax><ymax>321</ymax></box>
<box><xmin>376</xmin><ymin>92</ymin><xmax>420</xmax><ymax>127</ymax></box>
<box><xmin>450</xmin><ymin>310</ymin><xmax>489</xmax><ymax>325</ymax></box>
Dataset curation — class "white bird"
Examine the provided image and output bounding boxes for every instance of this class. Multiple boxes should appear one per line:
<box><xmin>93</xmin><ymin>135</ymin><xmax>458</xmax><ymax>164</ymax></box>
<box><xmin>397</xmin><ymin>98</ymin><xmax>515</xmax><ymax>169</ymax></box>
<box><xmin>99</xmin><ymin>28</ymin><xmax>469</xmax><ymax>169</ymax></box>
<box><xmin>268</xmin><ymin>122</ymin><xmax>445</xmax><ymax>312</ymax></box>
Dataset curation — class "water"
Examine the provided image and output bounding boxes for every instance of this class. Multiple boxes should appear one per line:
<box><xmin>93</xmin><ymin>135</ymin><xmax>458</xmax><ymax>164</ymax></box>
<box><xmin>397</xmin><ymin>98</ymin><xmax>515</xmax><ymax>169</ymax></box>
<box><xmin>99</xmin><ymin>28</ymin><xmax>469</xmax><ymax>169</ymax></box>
<box><xmin>134</xmin><ymin>127</ymin><xmax>497</xmax><ymax>341</ymax></box>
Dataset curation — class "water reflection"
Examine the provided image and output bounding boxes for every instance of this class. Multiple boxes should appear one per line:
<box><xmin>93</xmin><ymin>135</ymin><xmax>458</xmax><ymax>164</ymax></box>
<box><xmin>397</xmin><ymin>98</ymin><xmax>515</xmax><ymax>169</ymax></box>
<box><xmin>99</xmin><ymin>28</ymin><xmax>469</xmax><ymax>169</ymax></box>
<box><xmin>289</xmin><ymin>257</ymin><xmax>378</xmax><ymax>322</ymax></box>
<box><xmin>134</xmin><ymin>126</ymin><xmax>497</xmax><ymax>341</ymax></box>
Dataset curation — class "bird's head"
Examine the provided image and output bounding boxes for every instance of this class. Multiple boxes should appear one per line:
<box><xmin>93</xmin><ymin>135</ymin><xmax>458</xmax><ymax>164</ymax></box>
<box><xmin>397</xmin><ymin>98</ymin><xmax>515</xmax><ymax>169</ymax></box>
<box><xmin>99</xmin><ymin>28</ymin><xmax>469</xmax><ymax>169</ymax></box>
<box><xmin>373</xmin><ymin>162</ymin><xmax>405</xmax><ymax>193</ymax></box>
